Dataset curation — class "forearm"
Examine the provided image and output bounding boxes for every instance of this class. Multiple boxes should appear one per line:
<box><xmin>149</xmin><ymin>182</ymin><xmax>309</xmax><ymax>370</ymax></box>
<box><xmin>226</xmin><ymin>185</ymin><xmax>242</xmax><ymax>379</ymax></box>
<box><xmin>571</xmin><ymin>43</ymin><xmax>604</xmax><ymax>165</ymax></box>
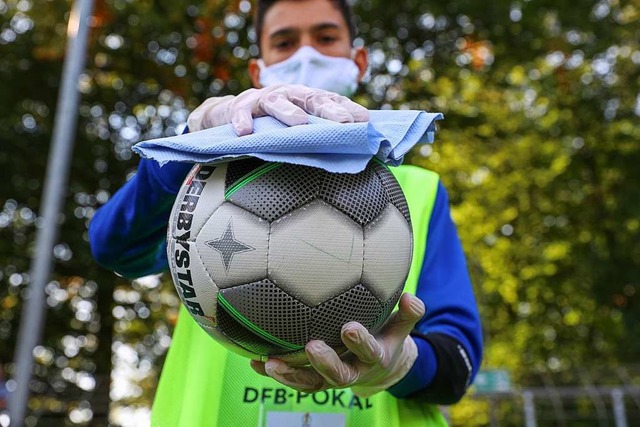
<box><xmin>89</xmin><ymin>158</ymin><xmax>192</xmax><ymax>278</ymax></box>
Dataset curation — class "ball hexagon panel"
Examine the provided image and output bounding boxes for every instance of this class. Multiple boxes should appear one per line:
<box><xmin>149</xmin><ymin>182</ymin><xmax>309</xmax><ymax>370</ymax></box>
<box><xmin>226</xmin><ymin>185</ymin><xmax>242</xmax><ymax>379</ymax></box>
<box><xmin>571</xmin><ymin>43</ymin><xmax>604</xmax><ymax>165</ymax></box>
<box><xmin>319</xmin><ymin>165</ymin><xmax>388</xmax><ymax>226</ymax></box>
<box><xmin>310</xmin><ymin>284</ymin><xmax>384</xmax><ymax>348</ymax></box>
<box><xmin>169</xmin><ymin>163</ymin><xmax>228</xmax><ymax>239</ymax></box>
<box><xmin>197</xmin><ymin>202</ymin><xmax>269</xmax><ymax>289</ymax></box>
<box><xmin>362</xmin><ymin>204</ymin><xmax>413</xmax><ymax>302</ymax></box>
<box><xmin>219</xmin><ymin>279</ymin><xmax>310</xmax><ymax>347</ymax></box>
<box><xmin>214</xmin><ymin>299</ymin><xmax>293</xmax><ymax>357</ymax></box>
<box><xmin>224</xmin><ymin>157</ymin><xmax>268</xmax><ymax>191</ymax></box>
<box><xmin>371</xmin><ymin>287</ymin><xmax>404</xmax><ymax>331</ymax></box>
<box><xmin>268</xmin><ymin>200</ymin><xmax>364</xmax><ymax>306</ymax></box>
<box><xmin>228</xmin><ymin>163</ymin><xmax>323</xmax><ymax>222</ymax></box>
<box><xmin>198</xmin><ymin>322</ymin><xmax>271</xmax><ymax>362</ymax></box>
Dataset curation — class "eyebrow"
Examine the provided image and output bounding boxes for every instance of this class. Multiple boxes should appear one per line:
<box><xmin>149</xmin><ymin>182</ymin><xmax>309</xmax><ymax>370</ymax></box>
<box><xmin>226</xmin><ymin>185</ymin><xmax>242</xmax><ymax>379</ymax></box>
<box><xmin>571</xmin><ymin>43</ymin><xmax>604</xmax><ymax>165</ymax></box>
<box><xmin>268</xmin><ymin>23</ymin><xmax>342</xmax><ymax>41</ymax></box>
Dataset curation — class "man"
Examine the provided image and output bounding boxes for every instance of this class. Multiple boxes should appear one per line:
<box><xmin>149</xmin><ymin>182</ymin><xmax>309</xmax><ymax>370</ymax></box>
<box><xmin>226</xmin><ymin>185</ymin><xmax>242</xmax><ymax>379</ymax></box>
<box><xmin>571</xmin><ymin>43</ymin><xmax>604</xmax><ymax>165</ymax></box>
<box><xmin>89</xmin><ymin>0</ymin><xmax>483</xmax><ymax>425</ymax></box>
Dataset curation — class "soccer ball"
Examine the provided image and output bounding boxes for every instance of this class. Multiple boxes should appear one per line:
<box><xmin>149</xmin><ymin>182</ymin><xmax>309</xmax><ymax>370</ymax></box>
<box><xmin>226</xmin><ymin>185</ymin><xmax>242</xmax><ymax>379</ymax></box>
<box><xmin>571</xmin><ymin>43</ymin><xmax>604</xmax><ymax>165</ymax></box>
<box><xmin>167</xmin><ymin>158</ymin><xmax>413</xmax><ymax>364</ymax></box>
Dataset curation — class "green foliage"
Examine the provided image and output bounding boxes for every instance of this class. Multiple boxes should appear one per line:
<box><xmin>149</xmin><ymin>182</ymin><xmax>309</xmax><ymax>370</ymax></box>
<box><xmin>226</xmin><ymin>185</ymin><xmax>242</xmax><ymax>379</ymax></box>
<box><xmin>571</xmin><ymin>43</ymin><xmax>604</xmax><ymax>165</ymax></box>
<box><xmin>378</xmin><ymin>0</ymin><xmax>640</xmax><ymax>383</ymax></box>
<box><xmin>1</xmin><ymin>0</ymin><xmax>638</xmax><ymax>425</ymax></box>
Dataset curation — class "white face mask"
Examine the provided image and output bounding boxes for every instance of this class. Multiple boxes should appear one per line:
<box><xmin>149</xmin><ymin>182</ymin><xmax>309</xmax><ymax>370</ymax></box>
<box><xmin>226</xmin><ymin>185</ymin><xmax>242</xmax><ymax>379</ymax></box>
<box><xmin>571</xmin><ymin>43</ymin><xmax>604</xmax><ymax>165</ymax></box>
<box><xmin>258</xmin><ymin>46</ymin><xmax>361</xmax><ymax>96</ymax></box>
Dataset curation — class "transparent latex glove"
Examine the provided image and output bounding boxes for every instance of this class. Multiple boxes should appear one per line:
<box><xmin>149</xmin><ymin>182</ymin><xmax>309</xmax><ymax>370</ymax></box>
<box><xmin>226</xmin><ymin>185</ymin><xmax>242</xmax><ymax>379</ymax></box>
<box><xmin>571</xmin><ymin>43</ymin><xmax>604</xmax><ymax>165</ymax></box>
<box><xmin>250</xmin><ymin>293</ymin><xmax>425</xmax><ymax>398</ymax></box>
<box><xmin>187</xmin><ymin>83</ymin><xmax>369</xmax><ymax>136</ymax></box>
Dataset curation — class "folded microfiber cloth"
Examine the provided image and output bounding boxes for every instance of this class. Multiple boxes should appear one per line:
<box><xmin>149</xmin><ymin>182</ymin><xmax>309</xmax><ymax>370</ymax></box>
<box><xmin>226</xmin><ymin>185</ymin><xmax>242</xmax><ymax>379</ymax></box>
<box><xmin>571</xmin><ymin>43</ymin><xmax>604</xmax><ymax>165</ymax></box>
<box><xmin>133</xmin><ymin>110</ymin><xmax>443</xmax><ymax>174</ymax></box>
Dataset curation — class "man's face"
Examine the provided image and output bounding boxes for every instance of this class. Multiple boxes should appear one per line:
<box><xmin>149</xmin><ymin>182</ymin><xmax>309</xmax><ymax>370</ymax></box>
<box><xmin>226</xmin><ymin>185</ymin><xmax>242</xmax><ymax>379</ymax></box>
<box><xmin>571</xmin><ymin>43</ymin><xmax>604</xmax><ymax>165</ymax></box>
<box><xmin>259</xmin><ymin>0</ymin><xmax>353</xmax><ymax>66</ymax></box>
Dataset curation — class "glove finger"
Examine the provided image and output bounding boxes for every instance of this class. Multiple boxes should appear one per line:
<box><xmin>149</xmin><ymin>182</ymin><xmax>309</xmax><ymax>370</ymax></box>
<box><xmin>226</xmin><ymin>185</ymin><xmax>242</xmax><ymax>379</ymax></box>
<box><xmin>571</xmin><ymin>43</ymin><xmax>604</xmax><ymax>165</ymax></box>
<box><xmin>187</xmin><ymin>95</ymin><xmax>235</xmax><ymax>131</ymax></box>
<box><xmin>250</xmin><ymin>360</ymin><xmax>268</xmax><ymax>377</ymax></box>
<box><xmin>328</xmin><ymin>93</ymin><xmax>370</xmax><ymax>122</ymax></box>
<box><xmin>306</xmin><ymin>340</ymin><xmax>359</xmax><ymax>387</ymax></box>
<box><xmin>338</xmin><ymin>99</ymin><xmax>369</xmax><ymax>122</ymax></box>
<box><xmin>351</xmin><ymin>384</ymin><xmax>380</xmax><ymax>399</ymax></box>
<box><xmin>341</xmin><ymin>322</ymin><xmax>384</xmax><ymax>365</ymax></box>
<box><xmin>260</xmin><ymin>92</ymin><xmax>309</xmax><ymax>127</ymax></box>
<box><xmin>230</xmin><ymin>108</ymin><xmax>254</xmax><ymax>136</ymax></box>
<box><xmin>307</xmin><ymin>91</ymin><xmax>370</xmax><ymax>123</ymax></box>
<box><xmin>379</xmin><ymin>293</ymin><xmax>425</xmax><ymax>347</ymax></box>
<box><xmin>272</xmin><ymin>86</ymin><xmax>349</xmax><ymax>122</ymax></box>
<box><xmin>313</xmin><ymin>100</ymin><xmax>357</xmax><ymax>123</ymax></box>
<box><xmin>264</xmin><ymin>359</ymin><xmax>326</xmax><ymax>393</ymax></box>
<box><xmin>294</xmin><ymin>92</ymin><xmax>354</xmax><ymax>123</ymax></box>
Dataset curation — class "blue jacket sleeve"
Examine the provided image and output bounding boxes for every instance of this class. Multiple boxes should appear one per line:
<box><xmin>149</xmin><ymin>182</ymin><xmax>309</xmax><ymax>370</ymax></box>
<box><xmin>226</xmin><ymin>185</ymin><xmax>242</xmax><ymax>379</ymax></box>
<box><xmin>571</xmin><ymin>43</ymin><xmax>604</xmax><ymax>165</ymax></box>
<box><xmin>89</xmin><ymin>159</ymin><xmax>193</xmax><ymax>278</ymax></box>
<box><xmin>388</xmin><ymin>181</ymin><xmax>483</xmax><ymax>402</ymax></box>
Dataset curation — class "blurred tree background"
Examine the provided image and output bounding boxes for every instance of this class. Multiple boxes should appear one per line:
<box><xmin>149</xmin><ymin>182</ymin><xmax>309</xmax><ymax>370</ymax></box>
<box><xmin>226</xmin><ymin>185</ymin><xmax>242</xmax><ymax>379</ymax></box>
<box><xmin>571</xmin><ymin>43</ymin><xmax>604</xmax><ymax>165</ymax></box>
<box><xmin>0</xmin><ymin>0</ymin><xmax>638</xmax><ymax>425</ymax></box>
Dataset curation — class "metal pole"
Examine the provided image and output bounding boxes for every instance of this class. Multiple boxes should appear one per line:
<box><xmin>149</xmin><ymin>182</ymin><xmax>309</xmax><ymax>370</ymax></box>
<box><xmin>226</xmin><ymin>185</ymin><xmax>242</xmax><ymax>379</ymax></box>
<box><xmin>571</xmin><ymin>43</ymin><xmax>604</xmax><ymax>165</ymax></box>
<box><xmin>8</xmin><ymin>0</ymin><xmax>94</xmax><ymax>425</ymax></box>
<box><xmin>489</xmin><ymin>396</ymin><xmax>499</xmax><ymax>427</ymax></box>
<box><xmin>612</xmin><ymin>388</ymin><xmax>628</xmax><ymax>427</ymax></box>
<box><xmin>523</xmin><ymin>390</ymin><xmax>537</xmax><ymax>427</ymax></box>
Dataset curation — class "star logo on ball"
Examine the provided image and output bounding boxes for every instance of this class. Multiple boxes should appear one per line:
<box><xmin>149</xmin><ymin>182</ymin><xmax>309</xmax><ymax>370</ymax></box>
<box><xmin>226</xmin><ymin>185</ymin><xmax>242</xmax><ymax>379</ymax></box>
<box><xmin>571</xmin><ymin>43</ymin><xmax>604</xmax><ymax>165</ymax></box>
<box><xmin>205</xmin><ymin>219</ymin><xmax>255</xmax><ymax>272</ymax></box>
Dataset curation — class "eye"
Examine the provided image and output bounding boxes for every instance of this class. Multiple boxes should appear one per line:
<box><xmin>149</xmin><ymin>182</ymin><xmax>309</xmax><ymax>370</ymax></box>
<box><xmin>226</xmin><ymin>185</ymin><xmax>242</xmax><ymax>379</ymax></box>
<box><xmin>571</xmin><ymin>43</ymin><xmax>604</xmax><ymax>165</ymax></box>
<box><xmin>317</xmin><ymin>34</ymin><xmax>338</xmax><ymax>45</ymax></box>
<box><xmin>275</xmin><ymin>39</ymin><xmax>293</xmax><ymax>49</ymax></box>
<box><xmin>271</xmin><ymin>35</ymin><xmax>298</xmax><ymax>52</ymax></box>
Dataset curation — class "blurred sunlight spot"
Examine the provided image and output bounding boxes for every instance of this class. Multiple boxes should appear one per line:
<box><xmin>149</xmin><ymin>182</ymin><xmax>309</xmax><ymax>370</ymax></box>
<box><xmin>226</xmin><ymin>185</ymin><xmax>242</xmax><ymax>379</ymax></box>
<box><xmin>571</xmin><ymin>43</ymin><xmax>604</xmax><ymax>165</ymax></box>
<box><xmin>77</xmin><ymin>373</ymin><xmax>96</xmax><ymax>391</ymax></box>
<box><xmin>11</xmin><ymin>13</ymin><xmax>33</xmax><ymax>34</ymax></box>
<box><xmin>592</xmin><ymin>58</ymin><xmax>611</xmax><ymax>75</ymax></box>
<box><xmin>369</xmin><ymin>49</ymin><xmax>385</xmax><ymax>67</ymax></box>
<box><xmin>224</xmin><ymin>14</ymin><xmax>244</xmax><ymax>29</ymax></box>
<box><xmin>418</xmin><ymin>13</ymin><xmax>435</xmax><ymax>30</ymax></box>
<box><xmin>518</xmin><ymin>302</ymin><xmax>531</xmax><ymax>317</ymax></box>
<box><xmin>0</xmin><ymin>28</ymin><xmax>15</xmax><ymax>44</ymax></box>
<box><xmin>112</xmin><ymin>306</ymin><xmax>126</xmax><ymax>319</ymax></box>
<box><xmin>135</xmin><ymin>274</ymin><xmax>161</xmax><ymax>289</ymax></box>
<box><xmin>78</xmin><ymin>73</ymin><xmax>92</xmax><ymax>93</ymax></box>
<box><xmin>159</xmin><ymin>335</ymin><xmax>171</xmax><ymax>349</ymax></box>
<box><xmin>565</xmin><ymin>50</ymin><xmax>584</xmax><ymax>69</ymax></box>
<box><xmin>386</xmin><ymin>58</ymin><xmax>402</xmax><ymax>74</ymax></box>
<box><xmin>33</xmin><ymin>345</ymin><xmax>54</xmax><ymax>365</ymax></box>
<box><xmin>21</xmin><ymin>114</ymin><xmax>35</xmax><ymax>130</ymax></box>
<box><xmin>592</xmin><ymin>1</ymin><xmax>610</xmax><ymax>20</ymax></box>
<box><xmin>0</xmin><ymin>212</ymin><xmax>10</xmax><ymax>227</ymax></box>
<box><xmin>9</xmin><ymin>273</ymin><xmax>22</xmax><ymax>286</ymax></box>
<box><xmin>509</xmin><ymin>5</ymin><xmax>522</xmax><ymax>22</ymax></box>
<box><xmin>105</xmin><ymin>33</ymin><xmax>124</xmax><ymax>50</ymax></box>
<box><xmin>419</xmin><ymin>144</ymin><xmax>433</xmax><ymax>157</ymax></box>
<box><xmin>470</xmin><ymin>167</ymin><xmax>490</xmax><ymax>186</ymax></box>
<box><xmin>111</xmin><ymin>406</ymin><xmax>151</xmax><ymax>427</ymax></box>
<box><xmin>545</xmin><ymin>51</ymin><xmax>564</xmax><ymax>68</ymax></box>
<box><xmin>69</xmin><ymin>405</ymin><xmax>93</xmax><ymax>424</ymax></box>
<box><xmin>501</xmin><ymin>224</ymin><xmax>514</xmax><ymax>236</ymax></box>
<box><xmin>53</xmin><ymin>243</ymin><xmax>73</xmax><ymax>261</ymax></box>
<box><xmin>174</xmin><ymin>65</ymin><xmax>186</xmax><ymax>77</ymax></box>
<box><xmin>547</xmin><ymin>357</ymin><xmax>562</xmax><ymax>371</ymax></box>
<box><xmin>240</xmin><ymin>0</ymin><xmax>251</xmax><ymax>13</ymax></box>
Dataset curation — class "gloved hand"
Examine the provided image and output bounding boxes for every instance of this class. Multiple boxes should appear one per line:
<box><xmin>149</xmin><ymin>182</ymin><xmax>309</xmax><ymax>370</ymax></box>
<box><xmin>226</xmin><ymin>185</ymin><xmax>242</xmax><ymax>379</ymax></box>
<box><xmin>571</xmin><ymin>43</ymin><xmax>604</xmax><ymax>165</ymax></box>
<box><xmin>187</xmin><ymin>84</ymin><xmax>370</xmax><ymax>136</ymax></box>
<box><xmin>250</xmin><ymin>293</ymin><xmax>426</xmax><ymax>398</ymax></box>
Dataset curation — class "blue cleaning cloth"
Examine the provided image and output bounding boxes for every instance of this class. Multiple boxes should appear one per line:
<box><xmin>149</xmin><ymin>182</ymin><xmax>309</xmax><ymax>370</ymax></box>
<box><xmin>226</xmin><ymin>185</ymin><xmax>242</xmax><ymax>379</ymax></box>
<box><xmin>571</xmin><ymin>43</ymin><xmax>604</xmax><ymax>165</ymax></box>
<box><xmin>133</xmin><ymin>110</ymin><xmax>443</xmax><ymax>174</ymax></box>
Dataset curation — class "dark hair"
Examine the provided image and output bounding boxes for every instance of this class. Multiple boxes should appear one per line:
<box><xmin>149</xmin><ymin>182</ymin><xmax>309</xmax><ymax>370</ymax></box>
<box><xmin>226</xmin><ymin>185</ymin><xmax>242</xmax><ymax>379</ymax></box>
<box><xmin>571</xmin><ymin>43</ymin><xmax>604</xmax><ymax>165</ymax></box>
<box><xmin>253</xmin><ymin>0</ymin><xmax>356</xmax><ymax>50</ymax></box>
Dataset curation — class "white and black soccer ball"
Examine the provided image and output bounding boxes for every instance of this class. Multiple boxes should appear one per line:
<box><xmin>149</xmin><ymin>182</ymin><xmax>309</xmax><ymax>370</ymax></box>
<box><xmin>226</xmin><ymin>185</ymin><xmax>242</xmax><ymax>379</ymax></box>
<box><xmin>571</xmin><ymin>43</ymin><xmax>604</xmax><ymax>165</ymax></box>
<box><xmin>167</xmin><ymin>158</ymin><xmax>413</xmax><ymax>364</ymax></box>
